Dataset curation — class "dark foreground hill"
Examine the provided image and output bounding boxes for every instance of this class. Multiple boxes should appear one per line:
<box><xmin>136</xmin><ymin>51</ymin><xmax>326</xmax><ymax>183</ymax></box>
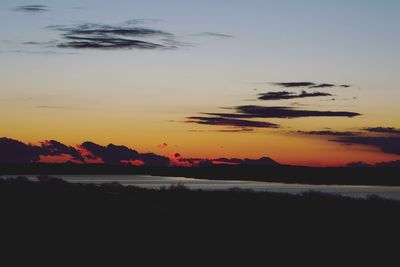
<box><xmin>2</xmin><ymin>177</ymin><xmax>400</xmax><ymax>266</ymax></box>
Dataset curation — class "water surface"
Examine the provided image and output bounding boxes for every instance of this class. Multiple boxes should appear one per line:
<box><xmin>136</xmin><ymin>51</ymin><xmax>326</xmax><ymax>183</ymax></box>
<box><xmin>13</xmin><ymin>174</ymin><xmax>400</xmax><ymax>201</ymax></box>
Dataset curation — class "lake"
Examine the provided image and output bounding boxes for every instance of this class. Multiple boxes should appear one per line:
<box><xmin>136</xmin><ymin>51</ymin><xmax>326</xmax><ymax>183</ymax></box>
<box><xmin>12</xmin><ymin>174</ymin><xmax>400</xmax><ymax>201</ymax></box>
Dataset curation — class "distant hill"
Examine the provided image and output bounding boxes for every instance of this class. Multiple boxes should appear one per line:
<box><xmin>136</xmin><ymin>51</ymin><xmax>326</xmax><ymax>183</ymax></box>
<box><xmin>1</xmin><ymin>162</ymin><xmax>400</xmax><ymax>186</ymax></box>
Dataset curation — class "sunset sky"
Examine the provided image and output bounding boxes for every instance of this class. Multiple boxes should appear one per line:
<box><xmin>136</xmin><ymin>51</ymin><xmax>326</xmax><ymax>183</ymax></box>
<box><xmin>1</xmin><ymin>0</ymin><xmax>400</xmax><ymax>166</ymax></box>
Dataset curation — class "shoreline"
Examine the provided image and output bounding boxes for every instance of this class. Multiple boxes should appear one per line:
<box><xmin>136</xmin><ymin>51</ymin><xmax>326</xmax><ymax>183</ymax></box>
<box><xmin>2</xmin><ymin>163</ymin><xmax>400</xmax><ymax>187</ymax></box>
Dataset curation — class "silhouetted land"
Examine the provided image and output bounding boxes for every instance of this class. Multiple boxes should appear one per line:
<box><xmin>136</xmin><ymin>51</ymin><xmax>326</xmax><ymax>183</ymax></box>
<box><xmin>2</xmin><ymin>176</ymin><xmax>400</xmax><ymax>266</ymax></box>
<box><xmin>1</xmin><ymin>163</ymin><xmax>400</xmax><ymax>186</ymax></box>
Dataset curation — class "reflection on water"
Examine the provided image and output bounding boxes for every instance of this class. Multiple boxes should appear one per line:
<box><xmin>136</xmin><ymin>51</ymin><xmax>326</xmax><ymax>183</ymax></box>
<box><xmin>16</xmin><ymin>174</ymin><xmax>400</xmax><ymax>200</ymax></box>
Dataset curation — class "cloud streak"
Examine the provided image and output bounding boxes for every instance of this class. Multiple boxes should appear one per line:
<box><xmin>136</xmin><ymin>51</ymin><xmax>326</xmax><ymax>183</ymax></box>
<box><xmin>14</xmin><ymin>5</ymin><xmax>48</xmax><ymax>13</ymax></box>
<box><xmin>196</xmin><ymin>32</ymin><xmax>233</xmax><ymax>38</ymax></box>
<box><xmin>186</xmin><ymin>116</ymin><xmax>279</xmax><ymax>128</ymax></box>
<box><xmin>258</xmin><ymin>90</ymin><xmax>332</xmax><ymax>100</ymax></box>
<box><xmin>184</xmin><ymin>78</ymin><xmax>359</xmax><ymax>132</ymax></box>
<box><xmin>207</xmin><ymin>105</ymin><xmax>360</xmax><ymax>119</ymax></box>
<box><xmin>271</xmin><ymin>82</ymin><xmax>351</xmax><ymax>89</ymax></box>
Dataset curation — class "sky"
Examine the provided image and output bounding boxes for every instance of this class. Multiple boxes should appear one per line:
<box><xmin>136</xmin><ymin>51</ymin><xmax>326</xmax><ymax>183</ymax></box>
<box><xmin>1</xmin><ymin>0</ymin><xmax>400</xmax><ymax>166</ymax></box>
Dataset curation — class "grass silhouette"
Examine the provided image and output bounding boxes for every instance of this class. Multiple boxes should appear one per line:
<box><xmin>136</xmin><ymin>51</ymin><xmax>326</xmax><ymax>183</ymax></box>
<box><xmin>1</xmin><ymin>176</ymin><xmax>400</xmax><ymax>266</ymax></box>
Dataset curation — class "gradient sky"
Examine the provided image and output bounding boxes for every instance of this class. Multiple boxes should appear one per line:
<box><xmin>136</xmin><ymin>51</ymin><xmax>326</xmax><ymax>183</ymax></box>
<box><xmin>1</xmin><ymin>0</ymin><xmax>400</xmax><ymax>166</ymax></box>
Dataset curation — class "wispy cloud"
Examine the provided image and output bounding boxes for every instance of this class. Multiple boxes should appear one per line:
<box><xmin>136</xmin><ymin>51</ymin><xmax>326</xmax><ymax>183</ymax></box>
<box><xmin>2</xmin><ymin>50</ymin><xmax>77</xmax><ymax>55</ymax></box>
<box><xmin>36</xmin><ymin>105</ymin><xmax>70</xmax><ymax>109</ymax></box>
<box><xmin>195</xmin><ymin>32</ymin><xmax>233</xmax><ymax>38</ymax></box>
<box><xmin>14</xmin><ymin>5</ymin><xmax>48</xmax><ymax>13</ymax></box>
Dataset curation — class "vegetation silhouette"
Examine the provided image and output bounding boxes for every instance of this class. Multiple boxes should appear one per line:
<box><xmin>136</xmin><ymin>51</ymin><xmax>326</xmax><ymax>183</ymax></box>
<box><xmin>2</xmin><ymin>176</ymin><xmax>400</xmax><ymax>266</ymax></box>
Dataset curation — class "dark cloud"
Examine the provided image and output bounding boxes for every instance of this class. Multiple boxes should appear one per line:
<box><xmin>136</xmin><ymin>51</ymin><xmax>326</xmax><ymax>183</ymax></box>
<box><xmin>206</xmin><ymin>105</ymin><xmax>360</xmax><ymax>119</ymax></box>
<box><xmin>272</xmin><ymin>82</ymin><xmax>315</xmax><ymax>88</ymax></box>
<box><xmin>258</xmin><ymin>90</ymin><xmax>332</xmax><ymax>100</ymax></box>
<box><xmin>237</xmin><ymin>105</ymin><xmax>360</xmax><ymax>118</ymax></box>
<box><xmin>295</xmin><ymin>130</ymin><xmax>358</xmax><ymax>137</ymax></box>
<box><xmin>80</xmin><ymin>142</ymin><xmax>140</xmax><ymax>165</ymax></box>
<box><xmin>0</xmin><ymin>137</ymin><xmax>170</xmax><ymax>166</ymax></box>
<box><xmin>49</xmin><ymin>23</ymin><xmax>171</xmax><ymax>38</ymax></box>
<box><xmin>14</xmin><ymin>5</ymin><xmax>48</xmax><ymax>13</ymax></box>
<box><xmin>363</xmin><ymin>127</ymin><xmax>400</xmax><ymax>135</ymax></box>
<box><xmin>58</xmin><ymin>36</ymin><xmax>165</xmax><ymax>50</ymax></box>
<box><xmin>186</xmin><ymin>116</ymin><xmax>279</xmax><ymax>128</ymax></box>
<box><xmin>139</xmin><ymin>153</ymin><xmax>170</xmax><ymax>167</ymax></box>
<box><xmin>80</xmin><ymin>142</ymin><xmax>170</xmax><ymax>166</ymax></box>
<box><xmin>196</xmin><ymin>32</ymin><xmax>233</xmax><ymax>38</ymax></box>
<box><xmin>48</xmin><ymin>22</ymin><xmax>179</xmax><ymax>50</ymax></box>
<box><xmin>40</xmin><ymin>140</ymin><xmax>83</xmax><ymax>161</ymax></box>
<box><xmin>271</xmin><ymin>82</ymin><xmax>351</xmax><ymax>89</ymax></box>
<box><xmin>332</xmin><ymin>136</ymin><xmax>400</xmax><ymax>155</ymax></box>
<box><xmin>294</xmin><ymin>127</ymin><xmax>400</xmax><ymax>155</ymax></box>
<box><xmin>0</xmin><ymin>137</ymin><xmax>40</xmax><ymax>163</ymax></box>
<box><xmin>0</xmin><ymin>137</ymin><xmax>282</xmax><ymax>167</ymax></box>
<box><xmin>185</xmin><ymin>81</ymin><xmax>359</xmax><ymax>132</ymax></box>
